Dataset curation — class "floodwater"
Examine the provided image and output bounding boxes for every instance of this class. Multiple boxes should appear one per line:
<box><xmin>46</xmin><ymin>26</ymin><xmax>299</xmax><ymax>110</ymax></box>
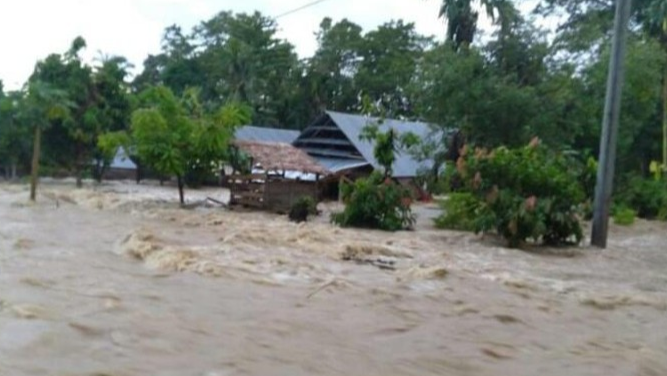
<box><xmin>1</xmin><ymin>180</ymin><xmax>666</xmax><ymax>376</ymax></box>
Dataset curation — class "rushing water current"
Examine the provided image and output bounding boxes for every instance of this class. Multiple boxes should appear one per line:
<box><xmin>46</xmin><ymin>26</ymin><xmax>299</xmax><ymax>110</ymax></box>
<box><xmin>1</xmin><ymin>180</ymin><xmax>666</xmax><ymax>376</ymax></box>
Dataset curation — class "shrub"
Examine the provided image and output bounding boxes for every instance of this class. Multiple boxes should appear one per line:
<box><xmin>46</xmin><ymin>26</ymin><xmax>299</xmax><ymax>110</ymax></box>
<box><xmin>331</xmin><ymin>172</ymin><xmax>415</xmax><ymax>231</ymax></box>
<box><xmin>612</xmin><ymin>205</ymin><xmax>636</xmax><ymax>226</ymax></box>
<box><xmin>439</xmin><ymin>139</ymin><xmax>586</xmax><ymax>247</ymax></box>
<box><xmin>434</xmin><ymin>193</ymin><xmax>479</xmax><ymax>231</ymax></box>
<box><xmin>617</xmin><ymin>177</ymin><xmax>667</xmax><ymax>220</ymax></box>
<box><xmin>289</xmin><ymin>196</ymin><xmax>317</xmax><ymax>223</ymax></box>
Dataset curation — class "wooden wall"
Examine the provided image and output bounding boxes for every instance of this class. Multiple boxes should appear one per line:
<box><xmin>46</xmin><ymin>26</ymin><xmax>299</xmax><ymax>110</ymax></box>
<box><xmin>229</xmin><ymin>174</ymin><xmax>320</xmax><ymax>213</ymax></box>
<box><xmin>264</xmin><ymin>179</ymin><xmax>320</xmax><ymax>213</ymax></box>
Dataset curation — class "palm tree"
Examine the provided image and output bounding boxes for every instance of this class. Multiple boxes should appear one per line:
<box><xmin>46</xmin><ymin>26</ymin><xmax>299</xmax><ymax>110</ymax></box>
<box><xmin>437</xmin><ymin>0</ymin><xmax>516</xmax><ymax>50</ymax></box>
<box><xmin>18</xmin><ymin>81</ymin><xmax>71</xmax><ymax>201</ymax></box>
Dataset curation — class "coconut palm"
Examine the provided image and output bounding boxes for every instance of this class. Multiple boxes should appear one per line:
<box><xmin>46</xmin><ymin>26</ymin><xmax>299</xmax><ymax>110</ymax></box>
<box><xmin>437</xmin><ymin>0</ymin><xmax>516</xmax><ymax>50</ymax></box>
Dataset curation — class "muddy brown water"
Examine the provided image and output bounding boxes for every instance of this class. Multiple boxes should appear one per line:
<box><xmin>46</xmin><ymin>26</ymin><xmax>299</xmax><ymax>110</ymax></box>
<box><xmin>1</xmin><ymin>180</ymin><xmax>666</xmax><ymax>376</ymax></box>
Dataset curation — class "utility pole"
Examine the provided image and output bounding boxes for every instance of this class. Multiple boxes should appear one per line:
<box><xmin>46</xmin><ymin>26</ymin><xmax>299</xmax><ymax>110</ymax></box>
<box><xmin>591</xmin><ymin>0</ymin><xmax>633</xmax><ymax>248</ymax></box>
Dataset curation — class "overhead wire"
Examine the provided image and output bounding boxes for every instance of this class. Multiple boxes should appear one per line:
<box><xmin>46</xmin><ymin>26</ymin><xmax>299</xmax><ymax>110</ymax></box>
<box><xmin>274</xmin><ymin>0</ymin><xmax>333</xmax><ymax>19</ymax></box>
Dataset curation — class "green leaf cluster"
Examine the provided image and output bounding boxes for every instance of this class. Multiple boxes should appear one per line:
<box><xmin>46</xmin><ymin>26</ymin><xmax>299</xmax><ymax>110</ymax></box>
<box><xmin>438</xmin><ymin>141</ymin><xmax>586</xmax><ymax>247</ymax></box>
<box><xmin>331</xmin><ymin>172</ymin><xmax>415</xmax><ymax>232</ymax></box>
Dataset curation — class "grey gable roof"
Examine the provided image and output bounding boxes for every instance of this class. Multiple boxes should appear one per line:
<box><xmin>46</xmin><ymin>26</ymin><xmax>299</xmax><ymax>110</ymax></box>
<box><xmin>324</xmin><ymin>111</ymin><xmax>436</xmax><ymax>178</ymax></box>
<box><xmin>235</xmin><ymin>125</ymin><xmax>300</xmax><ymax>144</ymax></box>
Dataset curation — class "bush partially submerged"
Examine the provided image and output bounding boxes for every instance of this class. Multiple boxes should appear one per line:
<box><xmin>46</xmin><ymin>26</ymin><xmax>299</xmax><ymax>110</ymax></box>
<box><xmin>434</xmin><ymin>193</ymin><xmax>478</xmax><ymax>232</ymax></box>
<box><xmin>616</xmin><ymin>176</ymin><xmax>667</xmax><ymax>220</ymax></box>
<box><xmin>331</xmin><ymin>172</ymin><xmax>415</xmax><ymax>231</ymax></box>
<box><xmin>289</xmin><ymin>196</ymin><xmax>317</xmax><ymax>223</ymax></box>
<box><xmin>612</xmin><ymin>205</ymin><xmax>636</xmax><ymax>226</ymax></box>
<box><xmin>438</xmin><ymin>139</ymin><xmax>586</xmax><ymax>247</ymax></box>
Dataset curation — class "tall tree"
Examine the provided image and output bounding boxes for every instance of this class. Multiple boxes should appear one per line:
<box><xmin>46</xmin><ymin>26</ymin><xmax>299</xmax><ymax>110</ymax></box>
<box><xmin>30</xmin><ymin>37</ymin><xmax>98</xmax><ymax>187</ymax></box>
<box><xmin>193</xmin><ymin>11</ymin><xmax>300</xmax><ymax>126</ymax></box>
<box><xmin>0</xmin><ymin>90</ymin><xmax>31</xmax><ymax>179</ymax></box>
<box><xmin>107</xmin><ymin>86</ymin><xmax>250</xmax><ymax>205</ymax></box>
<box><xmin>436</xmin><ymin>0</ymin><xmax>516</xmax><ymax>50</ymax></box>
<box><xmin>90</xmin><ymin>55</ymin><xmax>134</xmax><ymax>180</ymax></box>
<box><xmin>356</xmin><ymin>20</ymin><xmax>431</xmax><ymax>118</ymax></box>
<box><xmin>17</xmin><ymin>81</ymin><xmax>70</xmax><ymax>201</ymax></box>
<box><xmin>305</xmin><ymin>18</ymin><xmax>364</xmax><ymax>115</ymax></box>
<box><xmin>539</xmin><ymin>0</ymin><xmax>667</xmax><ymax>175</ymax></box>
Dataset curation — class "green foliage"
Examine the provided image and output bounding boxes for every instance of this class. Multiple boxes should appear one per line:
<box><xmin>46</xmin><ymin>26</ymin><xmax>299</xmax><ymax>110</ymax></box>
<box><xmin>616</xmin><ymin>177</ymin><xmax>667</xmax><ymax>220</ymax></box>
<box><xmin>437</xmin><ymin>0</ymin><xmax>517</xmax><ymax>51</ymax></box>
<box><xmin>288</xmin><ymin>196</ymin><xmax>318</xmax><ymax>223</ymax></box>
<box><xmin>355</xmin><ymin>20</ymin><xmax>432</xmax><ymax>117</ymax></box>
<box><xmin>612</xmin><ymin>206</ymin><xmax>637</xmax><ymax>226</ymax></box>
<box><xmin>97</xmin><ymin>131</ymin><xmax>131</xmax><ymax>162</ymax></box>
<box><xmin>122</xmin><ymin>86</ymin><xmax>249</xmax><ymax>203</ymax></box>
<box><xmin>360</xmin><ymin>116</ymin><xmax>420</xmax><ymax>177</ymax></box>
<box><xmin>434</xmin><ymin>193</ymin><xmax>479</xmax><ymax>231</ymax></box>
<box><xmin>0</xmin><ymin>92</ymin><xmax>31</xmax><ymax>176</ymax></box>
<box><xmin>131</xmin><ymin>87</ymin><xmax>191</xmax><ymax>179</ymax></box>
<box><xmin>441</xmin><ymin>140</ymin><xmax>586</xmax><ymax>247</ymax></box>
<box><xmin>331</xmin><ymin>172</ymin><xmax>415</xmax><ymax>231</ymax></box>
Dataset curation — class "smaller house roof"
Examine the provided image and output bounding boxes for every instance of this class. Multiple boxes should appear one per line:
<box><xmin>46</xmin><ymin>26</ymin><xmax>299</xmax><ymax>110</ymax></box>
<box><xmin>235</xmin><ymin>125</ymin><xmax>300</xmax><ymax>144</ymax></box>
<box><xmin>233</xmin><ymin>140</ymin><xmax>329</xmax><ymax>176</ymax></box>
<box><xmin>110</xmin><ymin>147</ymin><xmax>136</xmax><ymax>170</ymax></box>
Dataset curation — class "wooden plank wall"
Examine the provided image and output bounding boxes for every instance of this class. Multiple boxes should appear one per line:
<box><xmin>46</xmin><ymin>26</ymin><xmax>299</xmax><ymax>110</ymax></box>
<box><xmin>264</xmin><ymin>180</ymin><xmax>320</xmax><ymax>213</ymax></box>
<box><xmin>229</xmin><ymin>174</ymin><xmax>267</xmax><ymax>209</ymax></box>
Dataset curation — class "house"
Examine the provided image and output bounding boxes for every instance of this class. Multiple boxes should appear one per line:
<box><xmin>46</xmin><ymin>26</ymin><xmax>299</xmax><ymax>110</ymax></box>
<box><xmin>293</xmin><ymin>111</ymin><xmax>437</xmax><ymax>179</ymax></box>
<box><xmin>293</xmin><ymin>111</ymin><xmax>440</xmax><ymax>198</ymax></box>
<box><xmin>227</xmin><ymin>140</ymin><xmax>329</xmax><ymax>212</ymax></box>
<box><xmin>102</xmin><ymin>147</ymin><xmax>138</xmax><ymax>180</ymax></box>
<box><xmin>229</xmin><ymin>113</ymin><xmax>444</xmax><ymax>204</ymax></box>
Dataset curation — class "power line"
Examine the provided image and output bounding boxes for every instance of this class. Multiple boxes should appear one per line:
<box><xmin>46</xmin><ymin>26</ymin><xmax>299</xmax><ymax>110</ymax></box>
<box><xmin>275</xmin><ymin>0</ymin><xmax>333</xmax><ymax>19</ymax></box>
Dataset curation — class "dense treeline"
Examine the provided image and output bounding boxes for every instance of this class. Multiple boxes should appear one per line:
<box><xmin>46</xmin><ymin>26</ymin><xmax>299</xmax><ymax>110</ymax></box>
<box><xmin>0</xmin><ymin>0</ymin><xmax>666</xmax><ymax>204</ymax></box>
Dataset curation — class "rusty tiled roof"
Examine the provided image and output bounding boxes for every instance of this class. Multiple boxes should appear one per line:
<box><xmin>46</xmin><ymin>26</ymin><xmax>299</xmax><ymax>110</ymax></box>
<box><xmin>233</xmin><ymin>140</ymin><xmax>329</xmax><ymax>176</ymax></box>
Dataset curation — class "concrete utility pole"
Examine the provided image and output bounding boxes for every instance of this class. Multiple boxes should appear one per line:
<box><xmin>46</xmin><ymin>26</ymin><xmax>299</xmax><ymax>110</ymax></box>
<box><xmin>591</xmin><ymin>0</ymin><xmax>633</xmax><ymax>248</ymax></box>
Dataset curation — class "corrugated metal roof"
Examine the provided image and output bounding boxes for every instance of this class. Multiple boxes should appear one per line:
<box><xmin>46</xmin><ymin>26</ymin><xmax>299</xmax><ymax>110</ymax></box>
<box><xmin>235</xmin><ymin>125</ymin><xmax>300</xmax><ymax>144</ymax></box>
<box><xmin>314</xmin><ymin>157</ymin><xmax>371</xmax><ymax>174</ymax></box>
<box><xmin>324</xmin><ymin>111</ymin><xmax>437</xmax><ymax>178</ymax></box>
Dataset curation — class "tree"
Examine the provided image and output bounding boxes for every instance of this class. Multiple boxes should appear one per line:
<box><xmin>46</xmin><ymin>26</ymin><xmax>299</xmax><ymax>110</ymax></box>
<box><xmin>0</xmin><ymin>90</ymin><xmax>32</xmax><ymax>179</ymax></box>
<box><xmin>414</xmin><ymin>44</ymin><xmax>539</xmax><ymax>147</ymax></box>
<box><xmin>130</xmin><ymin>86</ymin><xmax>193</xmax><ymax>204</ymax></box>
<box><xmin>89</xmin><ymin>55</ymin><xmax>134</xmax><ymax>181</ymax></box>
<box><xmin>28</xmin><ymin>38</ymin><xmax>134</xmax><ymax>187</ymax></box>
<box><xmin>356</xmin><ymin>20</ymin><xmax>431</xmax><ymax>118</ymax></box>
<box><xmin>17</xmin><ymin>81</ymin><xmax>71</xmax><ymax>201</ymax></box>
<box><xmin>636</xmin><ymin>0</ymin><xmax>667</xmax><ymax>171</ymax></box>
<box><xmin>108</xmin><ymin>85</ymin><xmax>249</xmax><ymax>205</ymax></box>
<box><xmin>304</xmin><ymin>18</ymin><xmax>364</xmax><ymax>116</ymax></box>
<box><xmin>538</xmin><ymin>0</ymin><xmax>667</xmax><ymax>178</ymax></box>
<box><xmin>436</xmin><ymin>0</ymin><xmax>517</xmax><ymax>50</ymax></box>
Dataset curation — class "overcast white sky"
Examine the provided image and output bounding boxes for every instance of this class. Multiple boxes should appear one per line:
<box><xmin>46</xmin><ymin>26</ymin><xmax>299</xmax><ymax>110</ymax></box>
<box><xmin>0</xmin><ymin>0</ymin><xmax>542</xmax><ymax>91</ymax></box>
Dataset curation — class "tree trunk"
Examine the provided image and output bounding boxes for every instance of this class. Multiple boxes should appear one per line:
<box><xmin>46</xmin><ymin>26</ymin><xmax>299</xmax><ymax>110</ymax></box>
<box><xmin>177</xmin><ymin>175</ymin><xmax>185</xmax><ymax>206</ymax></box>
<box><xmin>76</xmin><ymin>167</ymin><xmax>83</xmax><ymax>188</ymax></box>
<box><xmin>11</xmin><ymin>161</ymin><xmax>17</xmax><ymax>180</ymax></box>
<box><xmin>30</xmin><ymin>126</ymin><xmax>41</xmax><ymax>202</ymax></box>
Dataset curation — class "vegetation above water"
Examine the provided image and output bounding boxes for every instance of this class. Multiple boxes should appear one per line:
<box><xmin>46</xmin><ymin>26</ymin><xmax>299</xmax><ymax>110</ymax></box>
<box><xmin>0</xmin><ymin>0</ymin><xmax>666</xmax><ymax>228</ymax></box>
<box><xmin>436</xmin><ymin>140</ymin><xmax>587</xmax><ymax>247</ymax></box>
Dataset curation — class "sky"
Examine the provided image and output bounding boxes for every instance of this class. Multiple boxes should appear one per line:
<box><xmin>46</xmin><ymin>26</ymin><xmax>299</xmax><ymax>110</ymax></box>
<box><xmin>0</xmin><ymin>0</ymin><xmax>542</xmax><ymax>91</ymax></box>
